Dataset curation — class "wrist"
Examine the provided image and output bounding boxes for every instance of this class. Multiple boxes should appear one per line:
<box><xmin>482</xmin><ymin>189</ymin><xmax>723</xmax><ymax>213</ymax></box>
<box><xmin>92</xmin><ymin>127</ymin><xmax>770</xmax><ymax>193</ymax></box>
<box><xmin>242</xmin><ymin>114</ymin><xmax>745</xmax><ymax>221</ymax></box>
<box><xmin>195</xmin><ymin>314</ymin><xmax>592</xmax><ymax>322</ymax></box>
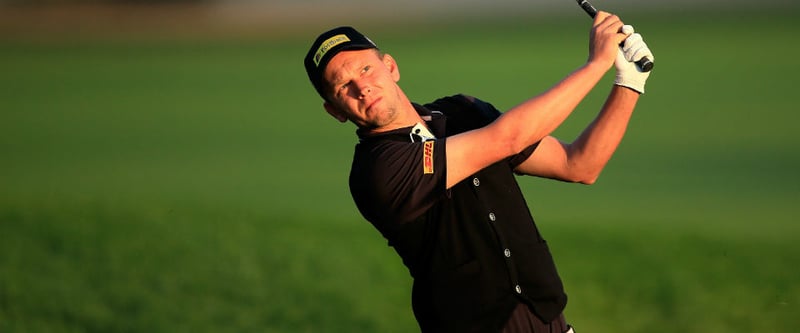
<box><xmin>585</xmin><ymin>57</ymin><xmax>613</xmax><ymax>72</ymax></box>
<box><xmin>614</xmin><ymin>72</ymin><xmax>647</xmax><ymax>94</ymax></box>
<box><xmin>612</xmin><ymin>83</ymin><xmax>643</xmax><ymax>96</ymax></box>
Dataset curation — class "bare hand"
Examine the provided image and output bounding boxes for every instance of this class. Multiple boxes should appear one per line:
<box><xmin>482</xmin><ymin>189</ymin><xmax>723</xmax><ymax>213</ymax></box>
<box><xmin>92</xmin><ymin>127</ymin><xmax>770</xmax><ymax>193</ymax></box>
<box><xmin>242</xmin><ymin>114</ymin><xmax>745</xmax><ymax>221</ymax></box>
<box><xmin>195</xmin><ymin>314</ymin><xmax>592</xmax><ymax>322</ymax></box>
<box><xmin>588</xmin><ymin>11</ymin><xmax>628</xmax><ymax>68</ymax></box>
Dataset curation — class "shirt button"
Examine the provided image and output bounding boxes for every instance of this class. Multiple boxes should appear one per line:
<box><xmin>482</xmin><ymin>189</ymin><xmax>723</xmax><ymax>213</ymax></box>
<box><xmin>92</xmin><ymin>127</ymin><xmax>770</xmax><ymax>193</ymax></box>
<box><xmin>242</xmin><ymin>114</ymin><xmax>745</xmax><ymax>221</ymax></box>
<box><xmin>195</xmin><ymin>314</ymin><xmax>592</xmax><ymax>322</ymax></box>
<box><xmin>472</xmin><ymin>177</ymin><xmax>480</xmax><ymax>187</ymax></box>
<box><xmin>515</xmin><ymin>285</ymin><xmax>522</xmax><ymax>294</ymax></box>
<box><xmin>504</xmin><ymin>249</ymin><xmax>511</xmax><ymax>258</ymax></box>
<box><xmin>488</xmin><ymin>213</ymin><xmax>496</xmax><ymax>222</ymax></box>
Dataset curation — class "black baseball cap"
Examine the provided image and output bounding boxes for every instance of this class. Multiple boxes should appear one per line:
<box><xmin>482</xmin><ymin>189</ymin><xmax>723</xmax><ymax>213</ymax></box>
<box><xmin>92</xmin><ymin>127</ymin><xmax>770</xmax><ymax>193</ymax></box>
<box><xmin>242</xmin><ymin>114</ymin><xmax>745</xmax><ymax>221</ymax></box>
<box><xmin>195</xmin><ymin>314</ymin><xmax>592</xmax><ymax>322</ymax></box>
<box><xmin>304</xmin><ymin>26</ymin><xmax>379</xmax><ymax>99</ymax></box>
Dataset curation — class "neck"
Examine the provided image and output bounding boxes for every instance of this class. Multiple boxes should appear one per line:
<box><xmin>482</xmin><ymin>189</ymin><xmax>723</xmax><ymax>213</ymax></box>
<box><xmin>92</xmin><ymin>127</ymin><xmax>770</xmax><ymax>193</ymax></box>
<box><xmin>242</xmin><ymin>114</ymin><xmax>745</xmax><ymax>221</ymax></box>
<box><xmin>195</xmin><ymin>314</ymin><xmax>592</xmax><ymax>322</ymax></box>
<box><xmin>362</xmin><ymin>94</ymin><xmax>423</xmax><ymax>135</ymax></box>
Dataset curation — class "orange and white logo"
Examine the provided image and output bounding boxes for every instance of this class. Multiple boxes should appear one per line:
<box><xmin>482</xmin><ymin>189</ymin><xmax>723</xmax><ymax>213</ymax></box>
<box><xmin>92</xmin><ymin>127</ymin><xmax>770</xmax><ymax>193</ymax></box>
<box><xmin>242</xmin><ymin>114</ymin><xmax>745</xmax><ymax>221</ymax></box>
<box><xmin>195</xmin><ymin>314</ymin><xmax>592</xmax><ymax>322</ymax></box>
<box><xmin>423</xmin><ymin>141</ymin><xmax>434</xmax><ymax>174</ymax></box>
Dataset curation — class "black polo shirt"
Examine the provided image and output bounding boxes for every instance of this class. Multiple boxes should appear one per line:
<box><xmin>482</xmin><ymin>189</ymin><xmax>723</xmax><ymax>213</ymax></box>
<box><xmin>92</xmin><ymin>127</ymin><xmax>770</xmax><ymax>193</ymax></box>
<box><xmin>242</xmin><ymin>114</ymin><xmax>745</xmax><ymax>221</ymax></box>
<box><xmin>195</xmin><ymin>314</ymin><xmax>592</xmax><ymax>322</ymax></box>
<box><xmin>349</xmin><ymin>94</ymin><xmax>567</xmax><ymax>332</ymax></box>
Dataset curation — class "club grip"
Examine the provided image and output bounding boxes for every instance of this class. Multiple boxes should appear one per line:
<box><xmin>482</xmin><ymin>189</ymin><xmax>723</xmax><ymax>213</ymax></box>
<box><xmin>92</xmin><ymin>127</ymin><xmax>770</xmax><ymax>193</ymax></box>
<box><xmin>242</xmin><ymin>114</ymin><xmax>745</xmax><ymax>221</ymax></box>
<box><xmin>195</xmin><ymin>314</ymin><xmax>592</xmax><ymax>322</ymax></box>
<box><xmin>635</xmin><ymin>57</ymin><xmax>654</xmax><ymax>72</ymax></box>
<box><xmin>576</xmin><ymin>0</ymin><xmax>654</xmax><ymax>72</ymax></box>
<box><xmin>578</xmin><ymin>0</ymin><xmax>598</xmax><ymax>17</ymax></box>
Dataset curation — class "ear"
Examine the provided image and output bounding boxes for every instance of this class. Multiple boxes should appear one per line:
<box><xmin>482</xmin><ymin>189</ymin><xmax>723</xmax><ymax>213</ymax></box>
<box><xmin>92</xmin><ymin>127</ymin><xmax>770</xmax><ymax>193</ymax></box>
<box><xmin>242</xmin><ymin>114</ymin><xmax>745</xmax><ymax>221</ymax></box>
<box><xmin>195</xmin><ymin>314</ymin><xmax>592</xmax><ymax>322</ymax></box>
<box><xmin>383</xmin><ymin>53</ymin><xmax>400</xmax><ymax>82</ymax></box>
<box><xmin>323</xmin><ymin>101</ymin><xmax>348</xmax><ymax>123</ymax></box>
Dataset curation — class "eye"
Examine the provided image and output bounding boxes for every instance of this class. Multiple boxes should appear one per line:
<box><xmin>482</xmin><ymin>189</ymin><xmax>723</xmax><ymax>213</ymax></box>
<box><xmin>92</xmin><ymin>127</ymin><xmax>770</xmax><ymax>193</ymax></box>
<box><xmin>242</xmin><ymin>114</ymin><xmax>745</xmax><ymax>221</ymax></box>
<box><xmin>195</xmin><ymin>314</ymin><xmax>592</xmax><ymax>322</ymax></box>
<box><xmin>361</xmin><ymin>65</ymin><xmax>371</xmax><ymax>74</ymax></box>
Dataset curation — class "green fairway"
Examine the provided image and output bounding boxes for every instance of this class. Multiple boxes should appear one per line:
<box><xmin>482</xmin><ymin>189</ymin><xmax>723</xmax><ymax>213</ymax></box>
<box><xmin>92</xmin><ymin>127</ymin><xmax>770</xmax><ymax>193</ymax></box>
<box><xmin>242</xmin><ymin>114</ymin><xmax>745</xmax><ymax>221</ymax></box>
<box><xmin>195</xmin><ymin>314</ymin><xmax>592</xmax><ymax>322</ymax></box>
<box><xmin>1</xmin><ymin>9</ymin><xmax>799</xmax><ymax>332</ymax></box>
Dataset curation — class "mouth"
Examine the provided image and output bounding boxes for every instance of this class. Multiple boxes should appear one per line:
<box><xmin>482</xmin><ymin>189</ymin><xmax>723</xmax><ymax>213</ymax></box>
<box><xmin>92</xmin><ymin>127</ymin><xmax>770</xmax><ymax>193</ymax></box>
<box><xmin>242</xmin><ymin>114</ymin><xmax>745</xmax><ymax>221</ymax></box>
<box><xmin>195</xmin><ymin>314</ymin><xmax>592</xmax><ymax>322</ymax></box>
<box><xmin>364</xmin><ymin>97</ymin><xmax>383</xmax><ymax>113</ymax></box>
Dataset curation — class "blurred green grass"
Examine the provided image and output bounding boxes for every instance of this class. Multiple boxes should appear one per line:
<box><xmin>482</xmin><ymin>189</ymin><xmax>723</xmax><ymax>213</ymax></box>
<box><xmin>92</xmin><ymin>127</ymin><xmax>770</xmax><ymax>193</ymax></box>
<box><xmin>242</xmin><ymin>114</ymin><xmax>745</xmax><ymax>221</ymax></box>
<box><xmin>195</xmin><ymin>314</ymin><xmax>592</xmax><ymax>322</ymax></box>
<box><xmin>1</xmin><ymin>9</ymin><xmax>799</xmax><ymax>332</ymax></box>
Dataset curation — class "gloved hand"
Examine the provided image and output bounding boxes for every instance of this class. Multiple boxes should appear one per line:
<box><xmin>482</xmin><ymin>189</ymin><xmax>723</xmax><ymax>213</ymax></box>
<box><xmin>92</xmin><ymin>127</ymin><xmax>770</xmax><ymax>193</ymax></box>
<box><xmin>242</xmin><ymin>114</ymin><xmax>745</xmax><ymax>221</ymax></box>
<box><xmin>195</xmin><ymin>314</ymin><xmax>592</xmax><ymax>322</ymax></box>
<box><xmin>614</xmin><ymin>25</ymin><xmax>654</xmax><ymax>94</ymax></box>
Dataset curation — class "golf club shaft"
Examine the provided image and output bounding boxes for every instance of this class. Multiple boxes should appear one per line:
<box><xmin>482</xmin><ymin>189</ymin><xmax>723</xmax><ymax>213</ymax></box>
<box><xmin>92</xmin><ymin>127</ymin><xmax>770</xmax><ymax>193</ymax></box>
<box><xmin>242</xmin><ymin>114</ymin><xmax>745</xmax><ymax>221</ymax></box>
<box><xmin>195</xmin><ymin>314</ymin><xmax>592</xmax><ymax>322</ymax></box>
<box><xmin>577</xmin><ymin>0</ymin><xmax>654</xmax><ymax>72</ymax></box>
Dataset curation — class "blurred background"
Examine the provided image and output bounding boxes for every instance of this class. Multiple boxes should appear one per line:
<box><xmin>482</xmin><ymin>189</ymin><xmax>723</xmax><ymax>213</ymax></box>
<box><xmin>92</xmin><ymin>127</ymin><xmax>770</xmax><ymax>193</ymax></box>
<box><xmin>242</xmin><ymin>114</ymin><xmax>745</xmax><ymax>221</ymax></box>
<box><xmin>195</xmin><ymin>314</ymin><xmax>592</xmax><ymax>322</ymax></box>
<box><xmin>1</xmin><ymin>0</ymin><xmax>799</xmax><ymax>332</ymax></box>
<box><xmin>0</xmin><ymin>0</ymin><xmax>796</xmax><ymax>38</ymax></box>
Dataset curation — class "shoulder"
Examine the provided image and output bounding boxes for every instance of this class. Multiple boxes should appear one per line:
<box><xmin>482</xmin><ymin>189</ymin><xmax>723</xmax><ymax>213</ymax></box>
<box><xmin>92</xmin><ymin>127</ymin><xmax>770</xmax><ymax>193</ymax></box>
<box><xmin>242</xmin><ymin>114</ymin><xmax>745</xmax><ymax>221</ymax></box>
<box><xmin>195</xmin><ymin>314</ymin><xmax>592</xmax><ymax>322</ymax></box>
<box><xmin>351</xmin><ymin>134</ymin><xmax>429</xmax><ymax>190</ymax></box>
<box><xmin>428</xmin><ymin>94</ymin><xmax>500</xmax><ymax>117</ymax></box>
<box><xmin>350</xmin><ymin>137</ymin><xmax>448</xmax><ymax>225</ymax></box>
<box><xmin>354</xmin><ymin>138</ymin><xmax>416</xmax><ymax>168</ymax></box>
<box><xmin>424</xmin><ymin>94</ymin><xmax>503</xmax><ymax>132</ymax></box>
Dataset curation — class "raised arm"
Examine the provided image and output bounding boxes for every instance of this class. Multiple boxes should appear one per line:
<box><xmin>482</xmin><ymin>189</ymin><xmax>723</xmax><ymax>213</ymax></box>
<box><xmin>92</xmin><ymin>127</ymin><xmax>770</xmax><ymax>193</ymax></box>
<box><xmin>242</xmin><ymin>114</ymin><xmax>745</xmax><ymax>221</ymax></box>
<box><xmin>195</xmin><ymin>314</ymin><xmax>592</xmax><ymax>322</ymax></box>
<box><xmin>513</xmin><ymin>86</ymin><xmax>639</xmax><ymax>184</ymax></box>
<box><xmin>514</xmin><ymin>25</ymin><xmax>655</xmax><ymax>184</ymax></box>
<box><xmin>444</xmin><ymin>11</ymin><xmax>628</xmax><ymax>189</ymax></box>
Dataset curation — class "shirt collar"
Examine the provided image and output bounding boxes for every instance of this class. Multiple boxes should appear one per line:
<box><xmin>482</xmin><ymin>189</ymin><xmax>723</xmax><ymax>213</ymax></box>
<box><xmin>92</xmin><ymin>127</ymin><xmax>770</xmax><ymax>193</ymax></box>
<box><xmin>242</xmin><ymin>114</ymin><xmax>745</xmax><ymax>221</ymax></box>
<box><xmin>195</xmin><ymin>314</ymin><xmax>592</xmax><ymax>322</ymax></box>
<box><xmin>355</xmin><ymin>102</ymin><xmax>445</xmax><ymax>142</ymax></box>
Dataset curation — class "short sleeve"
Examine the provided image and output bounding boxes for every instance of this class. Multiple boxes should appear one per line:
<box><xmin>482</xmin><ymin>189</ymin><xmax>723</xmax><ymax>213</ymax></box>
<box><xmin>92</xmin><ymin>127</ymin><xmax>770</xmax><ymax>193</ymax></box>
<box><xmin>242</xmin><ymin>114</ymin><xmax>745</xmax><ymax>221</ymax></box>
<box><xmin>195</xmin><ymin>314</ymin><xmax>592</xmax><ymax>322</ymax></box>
<box><xmin>349</xmin><ymin>137</ymin><xmax>448</xmax><ymax>229</ymax></box>
<box><xmin>427</xmin><ymin>94</ymin><xmax>541</xmax><ymax>169</ymax></box>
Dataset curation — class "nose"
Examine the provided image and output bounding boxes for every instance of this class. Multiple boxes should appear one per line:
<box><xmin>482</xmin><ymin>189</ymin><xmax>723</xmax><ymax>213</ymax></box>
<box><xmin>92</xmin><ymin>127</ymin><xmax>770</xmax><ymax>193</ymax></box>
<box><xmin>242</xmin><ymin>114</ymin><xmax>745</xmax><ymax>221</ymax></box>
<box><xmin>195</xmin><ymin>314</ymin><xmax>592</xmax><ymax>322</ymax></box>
<box><xmin>354</xmin><ymin>80</ymin><xmax>372</xmax><ymax>99</ymax></box>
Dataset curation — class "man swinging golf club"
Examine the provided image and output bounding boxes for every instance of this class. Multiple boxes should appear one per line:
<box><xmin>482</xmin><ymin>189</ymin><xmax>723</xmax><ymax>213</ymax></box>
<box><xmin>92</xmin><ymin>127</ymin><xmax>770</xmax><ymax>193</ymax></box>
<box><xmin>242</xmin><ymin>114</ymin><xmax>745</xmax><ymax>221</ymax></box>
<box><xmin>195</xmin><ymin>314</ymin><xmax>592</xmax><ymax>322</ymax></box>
<box><xmin>304</xmin><ymin>9</ymin><xmax>654</xmax><ymax>333</ymax></box>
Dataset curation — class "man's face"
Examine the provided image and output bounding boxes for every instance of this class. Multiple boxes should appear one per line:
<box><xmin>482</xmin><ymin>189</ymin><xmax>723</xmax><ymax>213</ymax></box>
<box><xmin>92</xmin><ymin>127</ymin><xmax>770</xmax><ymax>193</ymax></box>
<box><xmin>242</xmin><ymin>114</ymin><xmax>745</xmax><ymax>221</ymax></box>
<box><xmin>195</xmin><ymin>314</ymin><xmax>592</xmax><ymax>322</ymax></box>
<box><xmin>322</xmin><ymin>49</ymin><xmax>402</xmax><ymax>130</ymax></box>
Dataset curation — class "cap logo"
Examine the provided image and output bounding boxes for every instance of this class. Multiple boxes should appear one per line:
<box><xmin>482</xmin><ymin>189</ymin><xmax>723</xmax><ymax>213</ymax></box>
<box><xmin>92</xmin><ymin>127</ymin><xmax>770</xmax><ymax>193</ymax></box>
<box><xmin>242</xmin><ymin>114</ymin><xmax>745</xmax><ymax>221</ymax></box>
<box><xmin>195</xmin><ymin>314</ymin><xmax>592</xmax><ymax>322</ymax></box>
<box><xmin>314</xmin><ymin>34</ymin><xmax>351</xmax><ymax>66</ymax></box>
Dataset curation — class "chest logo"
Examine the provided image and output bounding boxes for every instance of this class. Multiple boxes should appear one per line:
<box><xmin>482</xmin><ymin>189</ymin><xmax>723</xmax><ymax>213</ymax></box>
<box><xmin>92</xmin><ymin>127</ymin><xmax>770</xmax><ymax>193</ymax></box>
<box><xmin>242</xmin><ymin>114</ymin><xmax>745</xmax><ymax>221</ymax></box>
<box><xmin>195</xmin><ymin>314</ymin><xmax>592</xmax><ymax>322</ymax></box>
<box><xmin>423</xmin><ymin>141</ymin><xmax>434</xmax><ymax>174</ymax></box>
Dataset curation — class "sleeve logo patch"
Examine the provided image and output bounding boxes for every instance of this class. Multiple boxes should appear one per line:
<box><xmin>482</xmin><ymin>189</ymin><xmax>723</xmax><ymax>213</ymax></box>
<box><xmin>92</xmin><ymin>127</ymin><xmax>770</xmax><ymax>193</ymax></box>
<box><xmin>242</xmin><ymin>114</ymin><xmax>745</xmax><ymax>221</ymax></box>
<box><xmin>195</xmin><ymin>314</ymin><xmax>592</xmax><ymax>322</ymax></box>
<box><xmin>423</xmin><ymin>141</ymin><xmax>435</xmax><ymax>174</ymax></box>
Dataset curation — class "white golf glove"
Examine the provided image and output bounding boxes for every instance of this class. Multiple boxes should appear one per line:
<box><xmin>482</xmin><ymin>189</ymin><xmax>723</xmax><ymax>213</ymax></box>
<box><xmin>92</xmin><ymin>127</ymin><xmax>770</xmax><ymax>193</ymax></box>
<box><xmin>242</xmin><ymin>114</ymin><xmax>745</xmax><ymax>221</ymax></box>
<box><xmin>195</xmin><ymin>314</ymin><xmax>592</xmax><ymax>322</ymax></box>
<box><xmin>615</xmin><ymin>25</ymin><xmax>654</xmax><ymax>94</ymax></box>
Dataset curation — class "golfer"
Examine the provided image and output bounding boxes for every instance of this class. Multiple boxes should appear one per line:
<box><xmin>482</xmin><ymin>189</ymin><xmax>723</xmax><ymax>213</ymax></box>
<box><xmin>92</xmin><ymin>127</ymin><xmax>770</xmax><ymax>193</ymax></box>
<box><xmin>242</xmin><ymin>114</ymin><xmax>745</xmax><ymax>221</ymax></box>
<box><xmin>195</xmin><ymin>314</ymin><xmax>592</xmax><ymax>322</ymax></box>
<box><xmin>304</xmin><ymin>11</ymin><xmax>653</xmax><ymax>333</ymax></box>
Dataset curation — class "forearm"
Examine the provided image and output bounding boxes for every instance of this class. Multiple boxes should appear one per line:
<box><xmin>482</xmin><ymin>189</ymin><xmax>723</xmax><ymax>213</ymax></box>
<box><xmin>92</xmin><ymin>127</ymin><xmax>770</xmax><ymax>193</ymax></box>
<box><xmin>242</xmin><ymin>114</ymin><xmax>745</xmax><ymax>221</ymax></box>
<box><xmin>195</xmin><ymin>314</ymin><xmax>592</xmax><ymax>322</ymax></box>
<box><xmin>493</xmin><ymin>60</ymin><xmax>611</xmax><ymax>154</ymax></box>
<box><xmin>567</xmin><ymin>85</ymin><xmax>639</xmax><ymax>183</ymax></box>
<box><xmin>444</xmin><ymin>12</ymin><xmax>628</xmax><ymax>188</ymax></box>
<box><xmin>445</xmin><ymin>61</ymin><xmax>612</xmax><ymax>189</ymax></box>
